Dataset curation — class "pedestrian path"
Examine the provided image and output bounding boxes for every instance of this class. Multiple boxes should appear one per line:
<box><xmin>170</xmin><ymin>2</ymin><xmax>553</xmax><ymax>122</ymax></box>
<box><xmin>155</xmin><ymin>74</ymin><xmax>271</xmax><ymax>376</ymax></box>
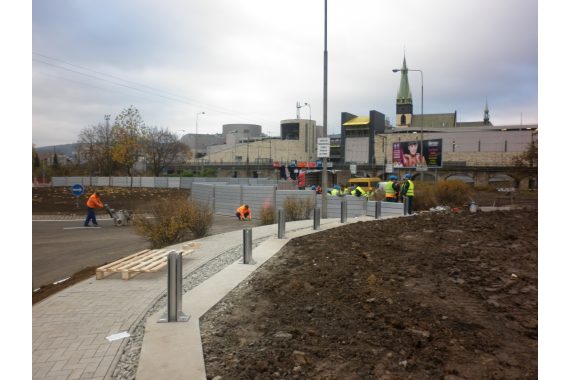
<box><xmin>32</xmin><ymin>216</ymin><xmax>378</xmax><ymax>379</ymax></box>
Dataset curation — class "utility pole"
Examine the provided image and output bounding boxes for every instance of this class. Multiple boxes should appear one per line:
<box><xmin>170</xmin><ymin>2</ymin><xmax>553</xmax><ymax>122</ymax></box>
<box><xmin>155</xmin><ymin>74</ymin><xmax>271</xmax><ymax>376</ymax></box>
<box><xmin>322</xmin><ymin>0</ymin><xmax>329</xmax><ymax>218</ymax></box>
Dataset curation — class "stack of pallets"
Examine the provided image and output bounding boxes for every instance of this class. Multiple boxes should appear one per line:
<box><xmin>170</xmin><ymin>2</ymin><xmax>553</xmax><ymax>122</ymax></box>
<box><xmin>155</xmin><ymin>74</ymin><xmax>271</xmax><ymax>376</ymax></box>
<box><xmin>96</xmin><ymin>243</ymin><xmax>198</xmax><ymax>280</ymax></box>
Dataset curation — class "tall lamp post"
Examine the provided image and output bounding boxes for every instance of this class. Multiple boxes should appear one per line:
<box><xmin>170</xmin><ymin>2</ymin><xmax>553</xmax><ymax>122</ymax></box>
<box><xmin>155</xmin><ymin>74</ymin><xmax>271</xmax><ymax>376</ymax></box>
<box><xmin>322</xmin><ymin>0</ymin><xmax>328</xmax><ymax>218</ymax></box>
<box><xmin>195</xmin><ymin>111</ymin><xmax>205</xmax><ymax>161</ymax></box>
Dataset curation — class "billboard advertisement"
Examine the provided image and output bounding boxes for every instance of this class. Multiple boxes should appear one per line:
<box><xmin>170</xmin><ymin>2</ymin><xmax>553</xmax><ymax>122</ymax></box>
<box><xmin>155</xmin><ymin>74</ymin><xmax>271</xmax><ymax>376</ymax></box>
<box><xmin>392</xmin><ymin>139</ymin><xmax>442</xmax><ymax>168</ymax></box>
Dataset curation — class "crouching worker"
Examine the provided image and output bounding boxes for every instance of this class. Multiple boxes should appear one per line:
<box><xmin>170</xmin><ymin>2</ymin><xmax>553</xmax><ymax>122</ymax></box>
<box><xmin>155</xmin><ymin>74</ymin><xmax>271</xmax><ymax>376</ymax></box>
<box><xmin>236</xmin><ymin>204</ymin><xmax>252</xmax><ymax>221</ymax></box>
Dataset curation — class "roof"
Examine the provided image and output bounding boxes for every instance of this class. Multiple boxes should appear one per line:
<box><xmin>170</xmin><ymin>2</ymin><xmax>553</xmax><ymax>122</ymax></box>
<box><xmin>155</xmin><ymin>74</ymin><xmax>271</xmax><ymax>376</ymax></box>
<box><xmin>456</xmin><ymin>121</ymin><xmax>493</xmax><ymax>127</ymax></box>
<box><xmin>411</xmin><ymin>113</ymin><xmax>456</xmax><ymax>129</ymax></box>
<box><xmin>343</xmin><ymin>116</ymin><xmax>370</xmax><ymax>126</ymax></box>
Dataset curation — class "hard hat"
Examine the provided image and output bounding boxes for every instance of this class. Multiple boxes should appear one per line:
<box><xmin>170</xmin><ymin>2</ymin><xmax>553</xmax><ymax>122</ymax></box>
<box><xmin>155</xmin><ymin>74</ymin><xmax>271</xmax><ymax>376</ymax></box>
<box><xmin>389</xmin><ymin>175</ymin><xmax>397</xmax><ymax>180</ymax></box>
<box><xmin>404</xmin><ymin>173</ymin><xmax>412</xmax><ymax>179</ymax></box>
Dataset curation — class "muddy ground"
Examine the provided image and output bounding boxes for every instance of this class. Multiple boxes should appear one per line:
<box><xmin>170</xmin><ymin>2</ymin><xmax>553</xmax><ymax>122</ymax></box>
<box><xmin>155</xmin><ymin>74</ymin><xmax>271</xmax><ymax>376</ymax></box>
<box><xmin>201</xmin><ymin>208</ymin><xmax>538</xmax><ymax>379</ymax></box>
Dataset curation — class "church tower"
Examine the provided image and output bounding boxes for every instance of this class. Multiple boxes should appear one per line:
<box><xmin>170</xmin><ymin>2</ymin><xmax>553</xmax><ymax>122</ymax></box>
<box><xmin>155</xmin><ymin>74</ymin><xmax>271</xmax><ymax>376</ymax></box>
<box><xmin>396</xmin><ymin>56</ymin><xmax>413</xmax><ymax>127</ymax></box>
<box><xmin>483</xmin><ymin>98</ymin><xmax>490</xmax><ymax>125</ymax></box>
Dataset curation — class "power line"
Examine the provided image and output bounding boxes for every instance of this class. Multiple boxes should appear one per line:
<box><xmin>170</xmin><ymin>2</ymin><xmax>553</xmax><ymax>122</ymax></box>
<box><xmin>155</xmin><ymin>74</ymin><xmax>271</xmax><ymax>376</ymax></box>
<box><xmin>32</xmin><ymin>52</ymin><xmax>275</xmax><ymax>125</ymax></box>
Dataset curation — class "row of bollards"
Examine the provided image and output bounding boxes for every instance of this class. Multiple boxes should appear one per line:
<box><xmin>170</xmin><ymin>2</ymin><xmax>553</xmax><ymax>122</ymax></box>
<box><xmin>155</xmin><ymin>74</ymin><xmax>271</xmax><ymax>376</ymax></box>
<box><xmin>159</xmin><ymin>200</ymin><xmax>384</xmax><ymax>323</ymax></box>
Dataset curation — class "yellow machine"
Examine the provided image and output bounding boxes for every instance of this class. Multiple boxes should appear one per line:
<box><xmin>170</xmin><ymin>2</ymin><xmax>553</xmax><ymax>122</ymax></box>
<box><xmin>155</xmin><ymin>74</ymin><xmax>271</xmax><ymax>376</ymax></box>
<box><xmin>348</xmin><ymin>177</ymin><xmax>381</xmax><ymax>193</ymax></box>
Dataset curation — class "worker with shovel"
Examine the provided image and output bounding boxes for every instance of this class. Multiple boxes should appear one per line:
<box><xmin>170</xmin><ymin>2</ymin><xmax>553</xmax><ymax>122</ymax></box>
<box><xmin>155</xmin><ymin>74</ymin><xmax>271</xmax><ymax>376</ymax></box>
<box><xmin>84</xmin><ymin>191</ymin><xmax>104</xmax><ymax>227</ymax></box>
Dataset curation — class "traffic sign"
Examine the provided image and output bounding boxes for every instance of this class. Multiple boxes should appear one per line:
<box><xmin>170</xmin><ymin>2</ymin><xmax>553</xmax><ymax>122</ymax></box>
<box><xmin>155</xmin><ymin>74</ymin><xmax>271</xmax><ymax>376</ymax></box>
<box><xmin>317</xmin><ymin>137</ymin><xmax>330</xmax><ymax>158</ymax></box>
<box><xmin>71</xmin><ymin>184</ymin><xmax>84</xmax><ymax>196</ymax></box>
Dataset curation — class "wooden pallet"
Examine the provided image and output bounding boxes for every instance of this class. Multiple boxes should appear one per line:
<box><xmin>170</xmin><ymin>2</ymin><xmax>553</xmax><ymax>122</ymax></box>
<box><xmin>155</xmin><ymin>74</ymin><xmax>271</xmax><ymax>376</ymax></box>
<box><xmin>96</xmin><ymin>243</ymin><xmax>198</xmax><ymax>280</ymax></box>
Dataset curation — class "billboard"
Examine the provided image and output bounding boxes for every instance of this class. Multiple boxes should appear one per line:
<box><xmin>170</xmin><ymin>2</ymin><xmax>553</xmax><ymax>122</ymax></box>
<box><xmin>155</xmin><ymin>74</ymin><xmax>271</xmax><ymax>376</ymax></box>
<box><xmin>392</xmin><ymin>139</ymin><xmax>442</xmax><ymax>168</ymax></box>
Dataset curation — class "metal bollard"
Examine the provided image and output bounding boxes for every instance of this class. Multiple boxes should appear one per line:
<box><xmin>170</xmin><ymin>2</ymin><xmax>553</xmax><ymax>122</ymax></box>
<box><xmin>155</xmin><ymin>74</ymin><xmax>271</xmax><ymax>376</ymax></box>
<box><xmin>313</xmin><ymin>207</ymin><xmax>321</xmax><ymax>230</ymax></box>
<box><xmin>375</xmin><ymin>201</ymin><xmax>381</xmax><ymax>219</ymax></box>
<box><xmin>403</xmin><ymin>196</ymin><xmax>409</xmax><ymax>215</ymax></box>
<box><xmin>277</xmin><ymin>208</ymin><xmax>286</xmax><ymax>239</ymax></box>
<box><xmin>341</xmin><ymin>199</ymin><xmax>347</xmax><ymax>223</ymax></box>
<box><xmin>158</xmin><ymin>251</ymin><xmax>190</xmax><ymax>323</ymax></box>
<box><xmin>243</xmin><ymin>227</ymin><xmax>254</xmax><ymax>264</ymax></box>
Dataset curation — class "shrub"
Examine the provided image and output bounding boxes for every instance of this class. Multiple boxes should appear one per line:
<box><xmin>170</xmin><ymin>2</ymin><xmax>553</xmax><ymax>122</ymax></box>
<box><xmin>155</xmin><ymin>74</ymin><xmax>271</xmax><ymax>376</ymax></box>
<box><xmin>259</xmin><ymin>204</ymin><xmax>275</xmax><ymax>225</ymax></box>
<box><xmin>187</xmin><ymin>201</ymin><xmax>214</xmax><ymax>238</ymax></box>
<box><xmin>413</xmin><ymin>183</ymin><xmax>438</xmax><ymax>211</ymax></box>
<box><xmin>283</xmin><ymin>196</ymin><xmax>315</xmax><ymax>221</ymax></box>
<box><xmin>434</xmin><ymin>180</ymin><xmax>473</xmax><ymax>207</ymax></box>
<box><xmin>133</xmin><ymin>199</ymin><xmax>212</xmax><ymax>248</ymax></box>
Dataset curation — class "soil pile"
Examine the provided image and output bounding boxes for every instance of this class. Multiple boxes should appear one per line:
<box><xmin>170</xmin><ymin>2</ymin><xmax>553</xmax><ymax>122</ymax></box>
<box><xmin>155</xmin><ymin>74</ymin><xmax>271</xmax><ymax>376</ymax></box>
<box><xmin>201</xmin><ymin>209</ymin><xmax>537</xmax><ymax>379</ymax></box>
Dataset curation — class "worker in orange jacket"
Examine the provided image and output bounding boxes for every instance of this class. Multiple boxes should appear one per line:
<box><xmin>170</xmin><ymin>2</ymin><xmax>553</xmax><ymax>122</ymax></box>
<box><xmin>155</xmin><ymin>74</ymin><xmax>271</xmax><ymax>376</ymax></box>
<box><xmin>84</xmin><ymin>191</ymin><xmax>104</xmax><ymax>227</ymax></box>
<box><xmin>236</xmin><ymin>204</ymin><xmax>252</xmax><ymax>221</ymax></box>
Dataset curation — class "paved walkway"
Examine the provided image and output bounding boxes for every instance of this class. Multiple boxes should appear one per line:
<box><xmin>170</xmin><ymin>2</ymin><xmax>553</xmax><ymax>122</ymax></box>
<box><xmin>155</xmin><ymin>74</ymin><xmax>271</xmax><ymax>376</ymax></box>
<box><xmin>32</xmin><ymin>215</ymin><xmax>380</xmax><ymax>379</ymax></box>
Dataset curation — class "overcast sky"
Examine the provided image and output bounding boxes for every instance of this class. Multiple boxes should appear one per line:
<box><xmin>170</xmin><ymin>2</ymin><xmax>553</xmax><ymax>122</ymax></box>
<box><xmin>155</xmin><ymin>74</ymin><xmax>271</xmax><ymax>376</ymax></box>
<box><xmin>32</xmin><ymin>0</ymin><xmax>538</xmax><ymax>147</ymax></box>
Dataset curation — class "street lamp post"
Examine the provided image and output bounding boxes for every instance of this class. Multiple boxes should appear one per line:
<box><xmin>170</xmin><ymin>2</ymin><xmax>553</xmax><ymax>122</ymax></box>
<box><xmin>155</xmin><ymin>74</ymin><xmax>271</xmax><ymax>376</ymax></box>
<box><xmin>322</xmin><ymin>0</ymin><xmax>328</xmax><ymax>218</ymax></box>
<box><xmin>195</xmin><ymin>112</ymin><xmax>205</xmax><ymax>161</ymax></box>
<box><xmin>392</xmin><ymin>68</ymin><xmax>424</xmax><ymax>179</ymax></box>
<box><xmin>245</xmin><ymin>129</ymin><xmax>250</xmax><ymax>177</ymax></box>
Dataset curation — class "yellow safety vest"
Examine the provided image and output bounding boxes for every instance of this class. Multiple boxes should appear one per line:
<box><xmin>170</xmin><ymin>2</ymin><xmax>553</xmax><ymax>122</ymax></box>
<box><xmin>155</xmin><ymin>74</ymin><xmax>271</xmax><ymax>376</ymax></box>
<box><xmin>384</xmin><ymin>181</ymin><xmax>396</xmax><ymax>196</ymax></box>
<box><xmin>405</xmin><ymin>180</ymin><xmax>415</xmax><ymax>196</ymax></box>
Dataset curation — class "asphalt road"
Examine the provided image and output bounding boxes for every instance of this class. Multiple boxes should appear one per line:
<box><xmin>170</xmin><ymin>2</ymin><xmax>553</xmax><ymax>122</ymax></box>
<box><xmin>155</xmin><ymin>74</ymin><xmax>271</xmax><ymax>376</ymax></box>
<box><xmin>32</xmin><ymin>214</ymin><xmax>256</xmax><ymax>289</ymax></box>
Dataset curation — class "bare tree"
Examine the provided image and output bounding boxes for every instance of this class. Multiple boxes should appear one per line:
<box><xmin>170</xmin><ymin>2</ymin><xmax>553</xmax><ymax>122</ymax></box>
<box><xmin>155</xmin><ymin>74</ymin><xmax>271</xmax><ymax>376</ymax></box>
<box><xmin>77</xmin><ymin>118</ymin><xmax>116</xmax><ymax>176</ymax></box>
<box><xmin>142</xmin><ymin>127</ymin><xmax>191</xmax><ymax>176</ymax></box>
<box><xmin>112</xmin><ymin>106</ymin><xmax>144</xmax><ymax>185</ymax></box>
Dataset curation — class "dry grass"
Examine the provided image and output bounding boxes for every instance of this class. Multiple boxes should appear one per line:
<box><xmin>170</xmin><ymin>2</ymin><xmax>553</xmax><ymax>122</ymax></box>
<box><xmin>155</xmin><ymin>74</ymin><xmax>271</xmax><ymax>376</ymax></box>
<box><xmin>133</xmin><ymin>199</ymin><xmax>213</xmax><ymax>248</ymax></box>
<box><xmin>282</xmin><ymin>197</ymin><xmax>316</xmax><ymax>222</ymax></box>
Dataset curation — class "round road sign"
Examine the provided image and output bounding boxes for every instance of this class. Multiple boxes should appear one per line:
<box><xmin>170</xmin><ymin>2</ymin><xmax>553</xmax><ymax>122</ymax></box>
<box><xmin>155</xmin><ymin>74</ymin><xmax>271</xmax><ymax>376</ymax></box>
<box><xmin>71</xmin><ymin>184</ymin><xmax>84</xmax><ymax>197</ymax></box>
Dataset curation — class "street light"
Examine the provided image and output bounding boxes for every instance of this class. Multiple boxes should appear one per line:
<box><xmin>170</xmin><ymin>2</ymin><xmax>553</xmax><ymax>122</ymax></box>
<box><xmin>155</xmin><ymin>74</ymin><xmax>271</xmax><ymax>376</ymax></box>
<box><xmin>302</xmin><ymin>102</ymin><xmax>312</xmax><ymax>121</ymax></box>
<box><xmin>392</xmin><ymin>68</ymin><xmax>424</xmax><ymax>163</ymax></box>
<box><xmin>195</xmin><ymin>112</ymin><xmax>205</xmax><ymax>160</ymax></box>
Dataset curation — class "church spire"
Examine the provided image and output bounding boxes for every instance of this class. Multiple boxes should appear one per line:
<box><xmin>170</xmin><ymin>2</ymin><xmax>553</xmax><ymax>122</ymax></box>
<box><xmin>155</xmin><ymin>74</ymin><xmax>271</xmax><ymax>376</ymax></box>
<box><xmin>396</xmin><ymin>56</ymin><xmax>413</xmax><ymax>104</ymax></box>
<box><xmin>484</xmin><ymin>98</ymin><xmax>490</xmax><ymax>125</ymax></box>
<box><xmin>395</xmin><ymin>55</ymin><xmax>413</xmax><ymax>127</ymax></box>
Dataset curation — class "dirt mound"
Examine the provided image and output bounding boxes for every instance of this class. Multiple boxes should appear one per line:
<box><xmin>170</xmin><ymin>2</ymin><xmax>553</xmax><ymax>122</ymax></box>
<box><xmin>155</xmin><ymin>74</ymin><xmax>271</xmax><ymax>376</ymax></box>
<box><xmin>201</xmin><ymin>209</ymin><xmax>537</xmax><ymax>379</ymax></box>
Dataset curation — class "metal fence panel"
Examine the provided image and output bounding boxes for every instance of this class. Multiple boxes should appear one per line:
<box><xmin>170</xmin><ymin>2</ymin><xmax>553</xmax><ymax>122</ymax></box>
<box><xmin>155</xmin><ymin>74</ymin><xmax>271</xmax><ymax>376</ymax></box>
<box><xmin>110</xmin><ymin>177</ymin><xmax>129</xmax><ymax>187</ymax></box>
<box><xmin>51</xmin><ymin>177</ymin><xmax>66</xmax><ymax>186</ymax></box>
<box><xmin>243</xmin><ymin>186</ymin><xmax>276</xmax><ymax>219</ymax></box>
<box><xmin>154</xmin><ymin>177</ymin><xmax>168</xmax><ymax>188</ymax></box>
<box><xmin>180</xmin><ymin>177</ymin><xmax>194</xmax><ymax>189</ymax></box>
<box><xmin>214</xmin><ymin>185</ymin><xmax>242</xmax><ymax>217</ymax></box>
<box><xmin>140</xmin><ymin>177</ymin><xmax>155</xmax><ymax>187</ymax></box>
<box><xmin>95</xmin><ymin>177</ymin><xmax>110</xmax><ymax>186</ymax></box>
<box><xmin>317</xmin><ymin>195</ymin><xmax>342</xmax><ymax>218</ymax></box>
<box><xmin>379</xmin><ymin>201</ymin><xmax>405</xmax><ymax>217</ymax></box>
<box><xmin>345</xmin><ymin>195</ymin><xmax>367</xmax><ymax>217</ymax></box>
<box><xmin>191</xmin><ymin>183</ymin><xmax>215</xmax><ymax>209</ymax></box>
<box><xmin>167</xmin><ymin>177</ymin><xmax>181</xmax><ymax>188</ymax></box>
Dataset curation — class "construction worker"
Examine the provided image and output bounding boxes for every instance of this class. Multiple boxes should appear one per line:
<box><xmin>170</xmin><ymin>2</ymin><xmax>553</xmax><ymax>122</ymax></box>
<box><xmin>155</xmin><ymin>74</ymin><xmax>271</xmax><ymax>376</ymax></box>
<box><xmin>84</xmin><ymin>191</ymin><xmax>104</xmax><ymax>227</ymax></box>
<box><xmin>384</xmin><ymin>175</ymin><xmax>400</xmax><ymax>202</ymax></box>
<box><xmin>351</xmin><ymin>185</ymin><xmax>366</xmax><ymax>197</ymax></box>
<box><xmin>236</xmin><ymin>204</ymin><xmax>252</xmax><ymax>221</ymax></box>
<box><xmin>329</xmin><ymin>185</ymin><xmax>341</xmax><ymax>196</ymax></box>
<box><xmin>400</xmin><ymin>173</ymin><xmax>415</xmax><ymax>215</ymax></box>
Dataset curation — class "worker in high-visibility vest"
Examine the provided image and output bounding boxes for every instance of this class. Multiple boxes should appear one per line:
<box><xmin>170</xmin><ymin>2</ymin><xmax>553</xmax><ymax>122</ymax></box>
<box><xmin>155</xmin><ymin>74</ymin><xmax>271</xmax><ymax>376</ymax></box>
<box><xmin>400</xmin><ymin>173</ymin><xmax>415</xmax><ymax>215</ymax></box>
<box><xmin>351</xmin><ymin>185</ymin><xmax>366</xmax><ymax>197</ymax></box>
<box><xmin>84</xmin><ymin>191</ymin><xmax>104</xmax><ymax>227</ymax></box>
<box><xmin>236</xmin><ymin>204</ymin><xmax>252</xmax><ymax>221</ymax></box>
<box><xmin>384</xmin><ymin>175</ymin><xmax>400</xmax><ymax>202</ymax></box>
